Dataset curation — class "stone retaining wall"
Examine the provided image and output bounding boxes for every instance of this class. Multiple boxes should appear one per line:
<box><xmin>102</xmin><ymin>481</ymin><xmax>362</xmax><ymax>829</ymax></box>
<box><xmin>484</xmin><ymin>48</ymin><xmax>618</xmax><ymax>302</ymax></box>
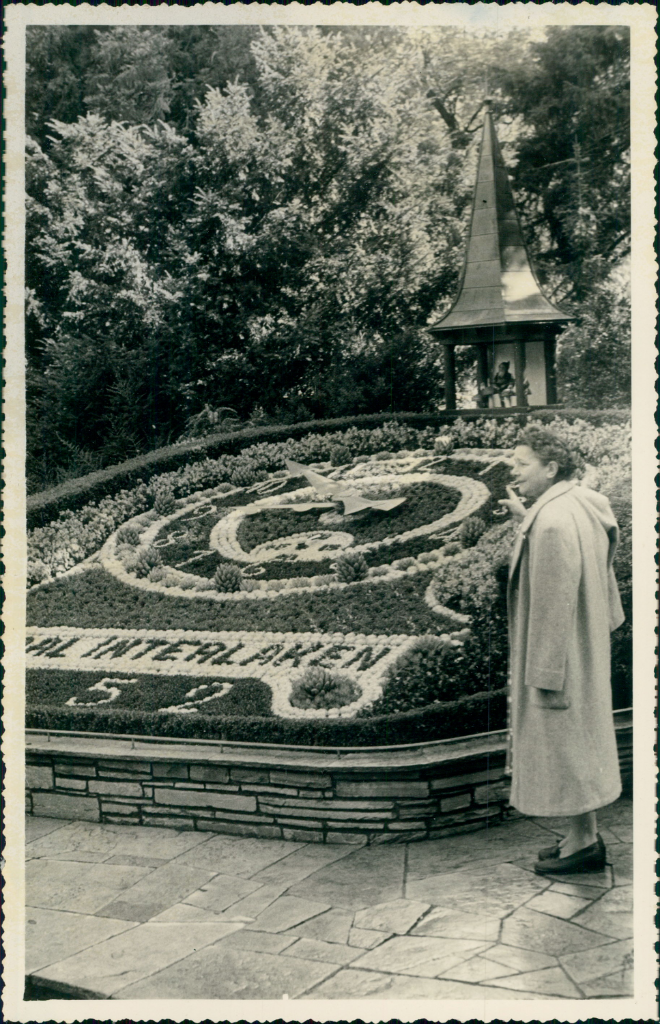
<box><xmin>26</xmin><ymin>711</ymin><xmax>632</xmax><ymax>845</ymax></box>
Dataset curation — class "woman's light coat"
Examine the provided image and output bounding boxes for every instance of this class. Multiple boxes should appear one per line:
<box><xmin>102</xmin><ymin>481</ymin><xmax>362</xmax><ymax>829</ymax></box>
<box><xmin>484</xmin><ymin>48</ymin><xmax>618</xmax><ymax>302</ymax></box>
<box><xmin>507</xmin><ymin>480</ymin><xmax>624</xmax><ymax>817</ymax></box>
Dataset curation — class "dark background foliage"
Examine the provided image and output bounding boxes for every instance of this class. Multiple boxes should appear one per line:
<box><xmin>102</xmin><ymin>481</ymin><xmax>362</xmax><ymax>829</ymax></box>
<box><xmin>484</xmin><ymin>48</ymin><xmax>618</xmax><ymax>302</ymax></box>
<box><xmin>26</xmin><ymin>25</ymin><xmax>630</xmax><ymax>492</ymax></box>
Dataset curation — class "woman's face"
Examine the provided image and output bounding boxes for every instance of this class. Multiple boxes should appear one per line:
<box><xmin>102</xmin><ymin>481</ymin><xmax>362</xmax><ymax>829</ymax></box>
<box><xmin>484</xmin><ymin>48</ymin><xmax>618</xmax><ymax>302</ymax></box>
<box><xmin>511</xmin><ymin>445</ymin><xmax>557</xmax><ymax>500</ymax></box>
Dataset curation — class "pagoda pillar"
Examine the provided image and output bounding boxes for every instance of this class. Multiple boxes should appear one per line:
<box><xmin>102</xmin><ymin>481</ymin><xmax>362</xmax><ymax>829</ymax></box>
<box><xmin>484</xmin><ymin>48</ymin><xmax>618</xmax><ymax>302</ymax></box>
<box><xmin>513</xmin><ymin>341</ymin><xmax>527</xmax><ymax>408</ymax></box>
<box><xmin>443</xmin><ymin>344</ymin><xmax>457</xmax><ymax>411</ymax></box>
<box><xmin>544</xmin><ymin>337</ymin><xmax>558</xmax><ymax>404</ymax></box>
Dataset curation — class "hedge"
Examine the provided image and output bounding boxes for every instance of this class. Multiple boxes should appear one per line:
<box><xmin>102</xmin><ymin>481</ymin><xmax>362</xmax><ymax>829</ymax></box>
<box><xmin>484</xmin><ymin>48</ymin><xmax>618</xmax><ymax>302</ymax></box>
<box><xmin>26</xmin><ymin>408</ymin><xmax>629</xmax><ymax>529</ymax></box>
<box><xmin>26</xmin><ymin>687</ymin><xmax>508</xmax><ymax>747</ymax></box>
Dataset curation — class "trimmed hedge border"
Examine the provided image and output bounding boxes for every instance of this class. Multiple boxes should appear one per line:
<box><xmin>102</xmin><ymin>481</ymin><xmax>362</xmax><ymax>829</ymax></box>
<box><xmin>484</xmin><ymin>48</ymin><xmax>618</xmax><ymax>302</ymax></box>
<box><xmin>26</xmin><ymin>687</ymin><xmax>507</xmax><ymax>747</ymax></box>
<box><xmin>27</xmin><ymin>408</ymin><xmax>629</xmax><ymax>529</ymax></box>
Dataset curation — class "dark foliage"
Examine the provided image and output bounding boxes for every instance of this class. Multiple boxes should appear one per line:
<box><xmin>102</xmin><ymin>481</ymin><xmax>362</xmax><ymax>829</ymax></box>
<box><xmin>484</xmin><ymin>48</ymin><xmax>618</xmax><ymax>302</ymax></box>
<box><xmin>27</xmin><ymin>567</ymin><xmax>454</xmax><ymax>636</ymax></box>
<box><xmin>26</xmin><ymin>688</ymin><xmax>508</xmax><ymax>747</ymax></box>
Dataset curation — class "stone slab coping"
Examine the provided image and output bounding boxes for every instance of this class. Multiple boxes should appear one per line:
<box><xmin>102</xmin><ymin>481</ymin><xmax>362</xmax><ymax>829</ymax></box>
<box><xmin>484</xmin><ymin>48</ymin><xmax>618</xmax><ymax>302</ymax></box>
<box><xmin>25</xmin><ymin>708</ymin><xmax>631</xmax><ymax>773</ymax></box>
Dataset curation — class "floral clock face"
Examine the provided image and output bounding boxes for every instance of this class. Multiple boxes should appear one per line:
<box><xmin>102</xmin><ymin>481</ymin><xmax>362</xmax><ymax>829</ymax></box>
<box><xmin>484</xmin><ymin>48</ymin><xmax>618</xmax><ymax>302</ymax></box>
<box><xmin>101</xmin><ymin>453</ymin><xmax>492</xmax><ymax>600</ymax></box>
<box><xmin>28</xmin><ymin>449</ymin><xmax>509</xmax><ymax>721</ymax></box>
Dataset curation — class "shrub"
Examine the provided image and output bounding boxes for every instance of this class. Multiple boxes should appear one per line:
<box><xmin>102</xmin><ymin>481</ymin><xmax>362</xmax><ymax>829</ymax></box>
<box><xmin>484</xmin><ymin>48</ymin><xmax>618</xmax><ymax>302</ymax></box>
<box><xmin>213</xmin><ymin>562</ymin><xmax>244</xmax><ymax>592</ymax></box>
<box><xmin>133</xmin><ymin>546</ymin><xmax>163</xmax><ymax>578</ymax></box>
<box><xmin>362</xmin><ymin>636</ymin><xmax>482</xmax><ymax>716</ymax></box>
<box><xmin>26</xmin><ymin>410</ymin><xmax>630</xmax><ymax>525</ymax></box>
<box><xmin>334</xmin><ymin>550</ymin><xmax>369</xmax><ymax>583</ymax></box>
<box><xmin>116</xmin><ymin>525</ymin><xmax>141</xmax><ymax>546</ymax></box>
<box><xmin>26</xmin><ymin>687</ymin><xmax>508</xmax><ymax>746</ymax></box>
<box><xmin>604</xmin><ymin>471</ymin><xmax>632</xmax><ymax>710</ymax></box>
<box><xmin>329</xmin><ymin>444</ymin><xmax>351</xmax><ymax>466</ymax></box>
<box><xmin>27</xmin><ymin>559</ymin><xmax>50</xmax><ymax>587</ymax></box>
<box><xmin>153</xmin><ymin>488</ymin><xmax>177</xmax><ymax>516</ymax></box>
<box><xmin>432</xmin><ymin>521</ymin><xmax>514</xmax><ymax>615</ymax></box>
<box><xmin>289</xmin><ymin>666</ymin><xmax>361</xmax><ymax>710</ymax></box>
<box><xmin>230</xmin><ymin>463</ymin><xmax>259</xmax><ymax>488</ymax></box>
<box><xmin>434</xmin><ymin>434</ymin><xmax>455</xmax><ymax>456</ymax></box>
<box><xmin>459</xmin><ymin>516</ymin><xmax>487</xmax><ymax>548</ymax></box>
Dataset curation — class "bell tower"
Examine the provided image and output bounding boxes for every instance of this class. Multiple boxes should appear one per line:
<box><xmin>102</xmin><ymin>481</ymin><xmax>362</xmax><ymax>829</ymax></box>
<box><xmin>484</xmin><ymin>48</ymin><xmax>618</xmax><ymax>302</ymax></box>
<box><xmin>429</xmin><ymin>101</ymin><xmax>572</xmax><ymax>410</ymax></box>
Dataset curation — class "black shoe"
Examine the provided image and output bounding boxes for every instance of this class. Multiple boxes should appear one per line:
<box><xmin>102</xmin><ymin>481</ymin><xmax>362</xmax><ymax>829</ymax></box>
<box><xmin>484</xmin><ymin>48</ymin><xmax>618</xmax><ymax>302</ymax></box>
<box><xmin>537</xmin><ymin>832</ymin><xmax>604</xmax><ymax>862</ymax></box>
<box><xmin>534</xmin><ymin>836</ymin><xmax>606</xmax><ymax>876</ymax></box>
<box><xmin>537</xmin><ymin>838</ymin><xmax>563</xmax><ymax>861</ymax></box>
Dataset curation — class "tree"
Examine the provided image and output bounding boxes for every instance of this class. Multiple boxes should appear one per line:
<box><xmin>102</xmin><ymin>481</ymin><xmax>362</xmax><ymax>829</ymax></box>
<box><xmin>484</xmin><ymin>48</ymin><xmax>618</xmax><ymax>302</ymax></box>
<box><xmin>494</xmin><ymin>26</ymin><xmax>630</xmax><ymax>407</ymax></box>
<box><xmin>25</xmin><ymin>25</ymin><xmax>630</xmax><ymax>488</ymax></box>
<box><xmin>555</xmin><ymin>265</ymin><xmax>631</xmax><ymax>408</ymax></box>
<box><xmin>497</xmin><ymin>26</ymin><xmax>630</xmax><ymax>302</ymax></box>
<box><xmin>26</xmin><ymin>26</ymin><xmax>97</xmax><ymax>146</ymax></box>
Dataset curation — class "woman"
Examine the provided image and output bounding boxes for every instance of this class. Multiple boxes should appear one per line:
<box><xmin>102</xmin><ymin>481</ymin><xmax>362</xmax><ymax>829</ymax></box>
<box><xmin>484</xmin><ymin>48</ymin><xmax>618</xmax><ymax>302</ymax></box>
<box><xmin>499</xmin><ymin>427</ymin><xmax>624</xmax><ymax>875</ymax></box>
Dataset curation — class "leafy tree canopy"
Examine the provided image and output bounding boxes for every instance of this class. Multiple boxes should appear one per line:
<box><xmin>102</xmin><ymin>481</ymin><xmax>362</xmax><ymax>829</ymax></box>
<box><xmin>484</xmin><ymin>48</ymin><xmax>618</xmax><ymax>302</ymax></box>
<box><xmin>25</xmin><ymin>25</ymin><xmax>630</xmax><ymax>491</ymax></box>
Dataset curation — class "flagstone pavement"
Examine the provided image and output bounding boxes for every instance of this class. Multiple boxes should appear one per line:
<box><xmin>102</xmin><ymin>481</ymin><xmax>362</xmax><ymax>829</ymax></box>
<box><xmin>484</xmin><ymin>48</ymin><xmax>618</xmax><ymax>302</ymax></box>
<box><xmin>25</xmin><ymin>797</ymin><xmax>633</xmax><ymax>1001</ymax></box>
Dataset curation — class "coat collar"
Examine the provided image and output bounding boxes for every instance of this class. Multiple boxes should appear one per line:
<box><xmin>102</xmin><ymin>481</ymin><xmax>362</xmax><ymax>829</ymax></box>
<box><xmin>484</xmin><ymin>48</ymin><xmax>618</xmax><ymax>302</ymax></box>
<box><xmin>509</xmin><ymin>479</ymin><xmax>577</xmax><ymax>579</ymax></box>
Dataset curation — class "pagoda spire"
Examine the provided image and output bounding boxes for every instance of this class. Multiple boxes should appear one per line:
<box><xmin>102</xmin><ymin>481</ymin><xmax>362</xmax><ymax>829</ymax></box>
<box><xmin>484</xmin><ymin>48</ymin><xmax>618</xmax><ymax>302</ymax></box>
<box><xmin>431</xmin><ymin>102</ymin><xmax>571</xmax><ymax>331</ymax></box>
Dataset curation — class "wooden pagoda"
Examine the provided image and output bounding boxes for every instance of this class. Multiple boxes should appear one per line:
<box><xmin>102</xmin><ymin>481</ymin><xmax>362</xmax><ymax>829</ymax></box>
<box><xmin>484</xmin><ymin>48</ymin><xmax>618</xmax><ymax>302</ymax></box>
<box><xmin>429</xmin><ymin>102</ymin><xmax>572</xmax><ymax>410</ymax></box>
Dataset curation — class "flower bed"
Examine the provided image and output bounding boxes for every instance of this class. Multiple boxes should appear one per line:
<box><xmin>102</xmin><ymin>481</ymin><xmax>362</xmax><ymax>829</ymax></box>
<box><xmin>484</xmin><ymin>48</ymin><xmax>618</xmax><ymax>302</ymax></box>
<box><xmin>27</xmin><ymin>414</ymin><xmax>632</xmax><ymax>746</ymax></box>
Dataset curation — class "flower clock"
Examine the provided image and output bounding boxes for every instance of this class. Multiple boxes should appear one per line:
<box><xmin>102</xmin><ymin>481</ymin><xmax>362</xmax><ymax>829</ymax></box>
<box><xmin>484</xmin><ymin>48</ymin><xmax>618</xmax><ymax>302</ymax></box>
<box><xmin>27</xmin><ymin>445</ymin><xmax>515</xmax><ymax>733</ymax></box>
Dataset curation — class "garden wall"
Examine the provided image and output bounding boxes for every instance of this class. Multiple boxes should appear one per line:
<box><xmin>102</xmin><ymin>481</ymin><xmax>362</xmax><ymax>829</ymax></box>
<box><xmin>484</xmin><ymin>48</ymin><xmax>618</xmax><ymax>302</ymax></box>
<box><xmin>26</xmin><ymin>709</ymin><xmax>632</xmax><ymax>845</ymax></box>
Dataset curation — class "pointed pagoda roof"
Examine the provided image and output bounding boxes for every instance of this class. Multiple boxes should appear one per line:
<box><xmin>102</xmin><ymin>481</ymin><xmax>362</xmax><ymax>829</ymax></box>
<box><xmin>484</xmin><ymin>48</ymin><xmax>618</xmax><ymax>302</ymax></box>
<box><xmin>430</xmin><ymin>103</ymin><xmax>572</xmax><ymax>333</ymax></box>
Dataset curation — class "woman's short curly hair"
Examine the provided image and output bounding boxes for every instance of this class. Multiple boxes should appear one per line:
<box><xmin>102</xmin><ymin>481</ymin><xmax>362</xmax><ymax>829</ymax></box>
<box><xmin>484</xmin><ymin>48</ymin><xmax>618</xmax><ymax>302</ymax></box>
<box><xmin>516</xmin><ymin>426</ymin><xmax>580</xmax><ymax>482</ymax></box>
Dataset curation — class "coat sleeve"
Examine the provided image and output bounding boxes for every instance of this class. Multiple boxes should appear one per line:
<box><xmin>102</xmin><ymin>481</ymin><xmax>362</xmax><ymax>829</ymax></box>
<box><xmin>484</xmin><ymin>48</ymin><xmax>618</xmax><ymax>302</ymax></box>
<box><xmin>524</xmin><ymin>514</ymin><xmax>581</xmax><ymax>692</ymax></box>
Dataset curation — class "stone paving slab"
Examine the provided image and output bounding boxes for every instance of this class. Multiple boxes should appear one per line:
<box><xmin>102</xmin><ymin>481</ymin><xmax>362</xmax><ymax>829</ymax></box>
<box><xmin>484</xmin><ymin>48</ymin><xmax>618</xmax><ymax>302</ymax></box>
<box><xmin>437</xmin><ymin>954</ymin><xmax>517</xmax><ymax>984</ymax></box>
<box><xmin>116</xmin><ymin>945</ymin><xmax>338</xmax><ymax>999</ymax></box>
<box><xmin>559</xmin><ymin>937</ymin><xmax>634</xmax><ymax>985</ymax></box>
<box><xmin>412</xmin><ymin>906</ymin><xmax>501</xmax><ymax>942</ymax></box>
<box><xmin>182</xmin><ymin>872</ymin><xmax>263</xmax><ymax>914</ymax></box>
<box><xmin>26</xmin><ymin>859</ymin><xmax>151</xmax><ymax>915</ymax></box>
<box><xmin>500</xmin><ymin>906</ymin><xmax>615</xmax><ymax>957</ymax></box>
<box><xmin>287</xmin><ymin>843</ymin><xmax>405</xmax><ymax>910</ymax></box>
<box><xmin>525</xmin><ymin>889</ymin><xmax>593</xmax><ymax>919</ymax></box>
<box><xmin>26</xmin><ymin>820</ymin><xmax>209</xmax><ymax>863</ymax></box>
<box><xmin>36</xmin><ymin>921</ymin><xmax>243</xmax><ymax>997</ymax></box>
<box><xmin>150</xmin><ymin>901</ymin><xmax>228</xmax><ymax>923</ymax></box>
<box><xmin>219</xmin><ymin>881</ymin><xmax>290</xmax><ymax>920</ymax></box>
<box><xmin>569</xmin><ymin>886</ymin><xmax>633</xmax><ymax>939</ymax></box>
<box><xmin>24</xmin><ymin>797</ymin><xmax>635</xmax><ymax>1002</ymax></box>
<box><xmin>97</xmin><ymin>863</ymin><xmax>217</xmax><ymax>921</ymax></box>
<box><xmin>480</xmin><ymin>943</ymin><xmax>558</xmax><ymax>973</ymax></box>
<box><xmin>245</xmin><ymin>894</ymin><xmax>331</xmax><ymax>933</ymax></box>
<box><xmin>406</xmin><ymin>818</ymin><xmax>555</xmax><ymax>879</ymax></box>
<box><xmin>488</xmin><ymin>965</ymin><xmax>583</xmax><ymax>998</ymax></box>
<box><xmin>249</xmin><ymin>843</ymin><xmax>356</xmax><ymax>886</ymax></box>
<box><xmin>353</xmin><ymin>898</ymin><xmax>430</xmax><ymax>934</ymax></box>
<box><xmin>25</xmin><ymin>907</ymin><xmax>136</xmax><ymax>974</ymax></box>
<box><xmin>348</xmin><ymin>926</ymin><xmax>391</xmax><ymax>949</ymax></box>
<box><xmin>581</xmin><ymin>966</ymin><xmax>634</xmax><ymax>997</ymax></box>
<box><xmin>105</xmin><ymin>854</ymin><xmax>170</xmax><ymax>868</ymax></box>
<box><xmin>548</xmin><ymin>879</ymin><xmax>611</xmax><ymax>899</ymax></box>
<box><xmin>608</xmin><ymin>842</ymin><xmax>633</xmax><ymax>885</ymax></box>
<box><xmin>307</xmin><ymin>968</ymin><xmax>542</xmax><ymax>999</ymax></box>
<box><xmin>217</xmin><ymin>929</ymin><xmax>298</xmax><ymax>954</ymax></box>
<box><xmin>349</xmin><ymin>934</ymin><xmax>490</xmax><ymax>978</ymax></box>
<box><xmin>282</xmin><ymin>936</ymin><xmax>363</xmax><ymax>965</ymax></box>
<box><xmin>172</xmin><ymin>833</ymin><xmax>301</xmax><ymax>877</ymax></box>
<box><xmin>25</xmin><ymin>816</ymin><xmax>69</xmax><ymax>843</ymax></box>
<box><xmin>290</xmin><ymin>907</ymin><xmax>353</xmax><ymax>944</ymax></box>
<box><xmin>406</xmin><ymin>861</ymin><xmax>549</xmax><ymax>919</ymax></box>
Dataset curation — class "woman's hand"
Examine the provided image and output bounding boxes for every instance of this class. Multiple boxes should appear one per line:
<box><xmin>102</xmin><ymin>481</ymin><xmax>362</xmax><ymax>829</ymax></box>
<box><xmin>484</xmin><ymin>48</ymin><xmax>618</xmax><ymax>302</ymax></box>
<box><xmin>498</xmin><ymin>485</ymin><xmax>527</xmax><ymax>523</ymax></box>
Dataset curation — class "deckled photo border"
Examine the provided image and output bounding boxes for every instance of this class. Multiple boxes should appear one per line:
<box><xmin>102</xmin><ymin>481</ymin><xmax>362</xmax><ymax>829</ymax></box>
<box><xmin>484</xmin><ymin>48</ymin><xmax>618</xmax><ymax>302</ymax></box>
<box><xmin>3</xmin><ymin>3</ymin><xmax>657</xmax><ymax>1022</ymax></box>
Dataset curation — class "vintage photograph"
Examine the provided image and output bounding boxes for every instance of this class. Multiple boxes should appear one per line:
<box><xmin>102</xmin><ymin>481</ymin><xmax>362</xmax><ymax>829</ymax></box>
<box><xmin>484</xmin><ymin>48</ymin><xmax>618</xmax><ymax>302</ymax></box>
<box><xmin>3</xmin><ymin>2</ymin><xmax>656</xmax><ymax>1020</ymax></box>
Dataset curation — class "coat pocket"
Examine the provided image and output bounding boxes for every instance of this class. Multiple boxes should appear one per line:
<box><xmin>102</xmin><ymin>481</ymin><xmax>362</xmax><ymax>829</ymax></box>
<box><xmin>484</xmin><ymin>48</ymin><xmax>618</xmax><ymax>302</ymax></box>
<box><xmin>530</xmin><ymin>688</ymin><xmax>571</xmax><ymax>710</ymax></box>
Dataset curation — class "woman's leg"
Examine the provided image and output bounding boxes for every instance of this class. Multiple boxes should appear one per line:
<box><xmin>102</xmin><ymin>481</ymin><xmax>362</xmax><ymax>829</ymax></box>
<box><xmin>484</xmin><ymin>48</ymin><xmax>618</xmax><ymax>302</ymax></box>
<box><xmin>560</xmin><ymin>811</ymin><xmax>598</xmax><ymax>857</ymax></box>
